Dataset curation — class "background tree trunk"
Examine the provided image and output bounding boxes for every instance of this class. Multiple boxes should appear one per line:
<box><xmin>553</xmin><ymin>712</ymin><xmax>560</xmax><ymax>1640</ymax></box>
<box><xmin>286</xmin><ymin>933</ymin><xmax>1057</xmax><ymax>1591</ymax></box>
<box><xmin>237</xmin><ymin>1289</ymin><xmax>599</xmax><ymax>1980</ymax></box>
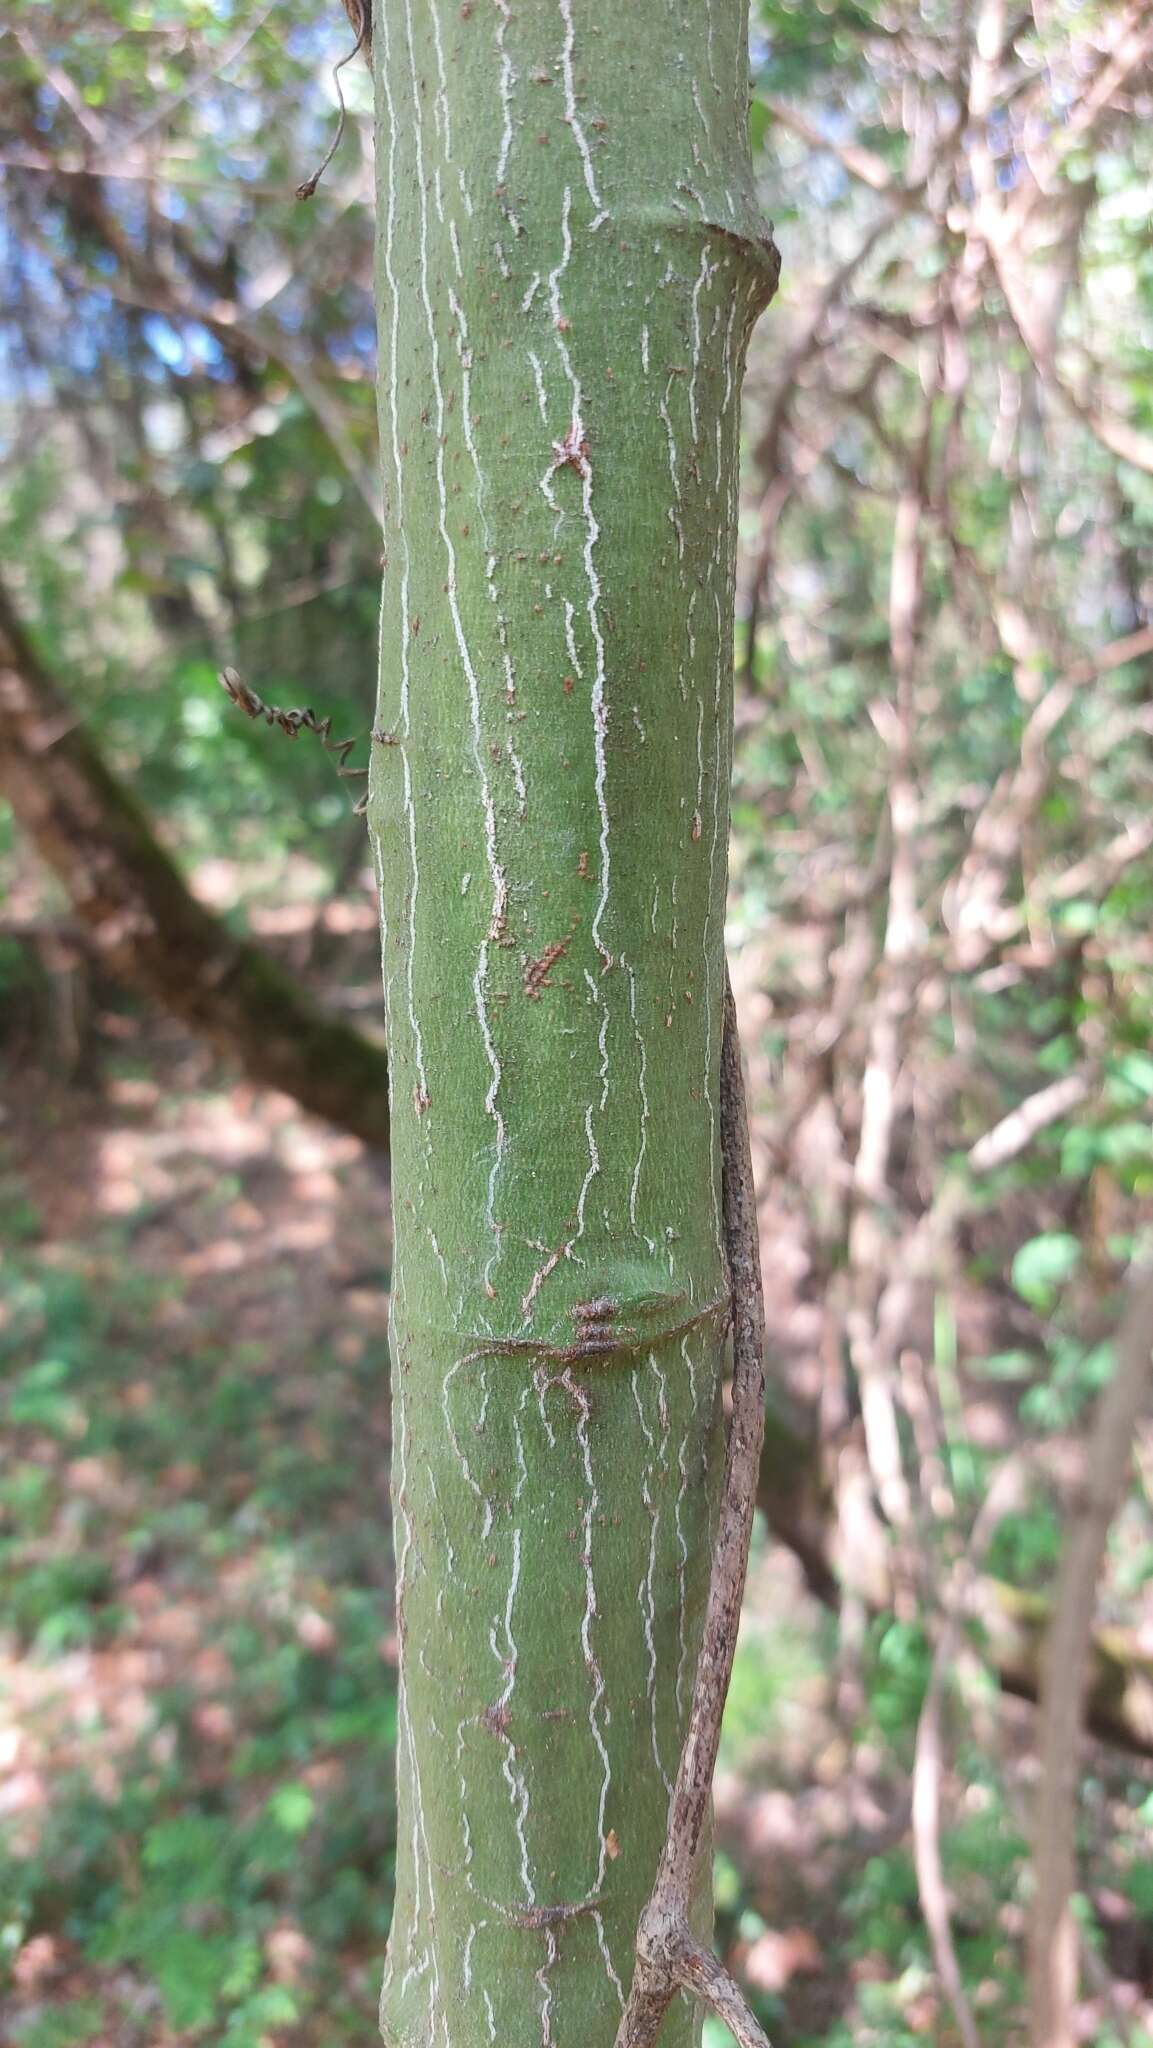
<box><xmin>0</xmin><ymin>576</ymin><xmax>391</xmax><ymax>1151</ymax></box>
<box><xmin>367</xmin><ymin>4</ymin><xmax>775</xmax><ymax>2042</ymax></box>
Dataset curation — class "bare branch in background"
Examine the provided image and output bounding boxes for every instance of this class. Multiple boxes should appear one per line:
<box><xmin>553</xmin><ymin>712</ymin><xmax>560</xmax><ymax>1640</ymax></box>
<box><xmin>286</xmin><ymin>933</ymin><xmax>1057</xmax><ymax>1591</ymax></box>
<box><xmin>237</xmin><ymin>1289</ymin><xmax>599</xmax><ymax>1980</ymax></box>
<box><xmin>759</xmin><ymin>95</ymin><xmax>896</xmax><ymax>193</ymax></box>
<box><xmin>964</xmin><ymin>0</ymin><xmax>1153</xmax><ymax>477</ymax></box>
<box><xmin>844</xmin><ymin>385</ymin><xmax>936</xmax><ymax>1550</ymax></box>
<box><xmin>914</xmin><ymin>1458</ymin><xmax>1031</xmax><ymax>2048</ymax></box>
<box><xmin>1030</xmin><ymin>1264</ymin><xmax>1153</xmax><ymax>2048</ymax></box>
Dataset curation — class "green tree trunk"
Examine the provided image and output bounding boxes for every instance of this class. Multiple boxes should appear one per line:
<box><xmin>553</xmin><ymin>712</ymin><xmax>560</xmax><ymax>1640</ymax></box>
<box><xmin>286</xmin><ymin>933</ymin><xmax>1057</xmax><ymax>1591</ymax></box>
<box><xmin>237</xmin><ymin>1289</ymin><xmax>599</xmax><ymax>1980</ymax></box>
<box><xmin>367</xmin><ymin>6</ymin><xmax>775</xmax><ymax>2041</ymax></box>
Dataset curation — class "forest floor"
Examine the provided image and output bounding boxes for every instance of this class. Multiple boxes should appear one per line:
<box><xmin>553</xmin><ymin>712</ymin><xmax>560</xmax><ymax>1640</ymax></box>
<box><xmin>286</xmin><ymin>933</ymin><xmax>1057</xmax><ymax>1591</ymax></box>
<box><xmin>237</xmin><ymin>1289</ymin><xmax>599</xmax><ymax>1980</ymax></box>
<box><xmin>2</xmin><ymin>991</ymin><xmax>1151</xmax><ymax>2047</ymax></box>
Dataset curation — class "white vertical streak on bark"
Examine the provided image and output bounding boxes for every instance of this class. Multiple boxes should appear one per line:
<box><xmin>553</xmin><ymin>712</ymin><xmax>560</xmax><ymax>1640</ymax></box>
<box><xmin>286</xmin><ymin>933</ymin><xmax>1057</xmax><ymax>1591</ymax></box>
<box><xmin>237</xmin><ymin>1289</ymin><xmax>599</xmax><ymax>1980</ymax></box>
<box><xmin>537</xmin><ymin>1928</ymin><xmax>559</xmax><ymax>2048</ymax></box>
<box><xmin>594</xmin><ymin>1908</ymin><xmax>627</xmax><ymax>2010</ymax></box>
<box><xmin>507</xmin><ymin>737</ymin><xmax>528</xmax><ymax>817</ymax></box>
<box><xmin>704</xmin><ymin>2</ymin><xmax>719</xmax><ymax>95</ymax></box>
<box><xmin>585</xmin><ymin>964</ymin><xmax>614</xmax><ymax>1236</ymax></box>
<box><xmin>457</xmin><ymin>1760</ymin><xmax>476</xmax><ymax>1893</ymax></box>
<box><xmin>442</xmin><ymin>1357</ymin><xmax>495</xmax><ymax>1541</ymax></box>
<box><xmin>659</xmin><ymin>388</ymin><xmax>685</xmax><ymax>560</ymax></box>
<box><xmin>584</xmin><ymin>422</ymin><xmax>613</xmax><ymax>977</ymax></box>
<box><xmin>493</xmin><ymin>1525</ymin><xmax>535</xmax><ymax>1901</ymax></box>
<box><xmin>534</xmin><ymin>1364</ymin><xmax>557</xmax><ymax>1449</ymax></box>
<box><xmin>633</xmin><ymin>1360</ymin><xmax>671</xmax><ymax>1791</ymax></box>
<box><xmin>687</xmin><ymin>250</ymin><xmax>711</xmax><ymax>444</ymax></box>
<box><xmin>529</xmin><ymin>349</ymin><xmax>551</xmax><ymax>425</ymax></box>
<box><xmin>626</xmin><ymin>963</ymin><xmax>654</xmax><ymax>1248</ymax></box>
<box><xmin>546</xmin><ymin>188</ymin><xmax>613</xmax><ymax>974</ymax></box>
<box><xmin>564</xmin><ymin>598</ymin><xmax>583</xmax><ymax>677</ymax></box>
<box><xmin>563</xmin><ymin>1367</ymin><xmax>612</xmax><ymax>1896</ymax></box>
<box><xmin>494</xmin><ymin>0</ymin><xmax>521</xmax><ymax>233</ymax></box>
<box><xmin>558</xmin><ymin>0</ymin><xmax>607</xmax><ymax>227</ymax></box>
<box><xmin>428</xmin><ymin>0</ymin><xmax>452</xmax><ymax>168</ymax></box>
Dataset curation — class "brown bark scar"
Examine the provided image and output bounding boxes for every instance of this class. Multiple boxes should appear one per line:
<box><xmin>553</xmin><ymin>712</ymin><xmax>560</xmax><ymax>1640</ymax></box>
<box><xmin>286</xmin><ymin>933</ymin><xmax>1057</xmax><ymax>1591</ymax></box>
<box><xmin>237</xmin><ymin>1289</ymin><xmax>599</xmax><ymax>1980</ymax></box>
<box><xmin>523</xmin><ymin>934</ymin><xmax>573</xmax><ymax>997</ymax></box>
<box><xmin>506</xmin><ymin>1898</ymin><xmax>602</xmax><ymax>1930</ymax></box>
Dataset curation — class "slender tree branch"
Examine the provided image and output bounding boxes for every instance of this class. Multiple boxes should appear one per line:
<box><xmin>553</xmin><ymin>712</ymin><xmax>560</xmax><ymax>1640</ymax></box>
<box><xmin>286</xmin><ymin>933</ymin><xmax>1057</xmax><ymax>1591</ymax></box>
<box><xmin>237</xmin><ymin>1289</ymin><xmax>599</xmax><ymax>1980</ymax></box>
<box><xmin>678</xmin><ymin>1938</ymin><xmax>774</xmax><ymax>2048</ymax></box>
<box><xmin>757</xmin><ymin>95</ymin><xmax>896</xmax><ymax>193</ymax></box>
<box><xmin>1029</xmin><ymin>1261</ymin><xmax>1153</xmax><ymax>2048</ymax></box>
<box><xmin>845</xmin><ymin>387</ymin><xmax>936</xmax><ymax>1548</ymax></box>
<box><xmin>913</xmin><ymin>1458</ymin><xmax>1030</xmax><ymax>2048</ymax></box>
<box><xmin>615</xmin><ymin>972</ymin><xmax>769</xmax><ymax>2048</ymax></box>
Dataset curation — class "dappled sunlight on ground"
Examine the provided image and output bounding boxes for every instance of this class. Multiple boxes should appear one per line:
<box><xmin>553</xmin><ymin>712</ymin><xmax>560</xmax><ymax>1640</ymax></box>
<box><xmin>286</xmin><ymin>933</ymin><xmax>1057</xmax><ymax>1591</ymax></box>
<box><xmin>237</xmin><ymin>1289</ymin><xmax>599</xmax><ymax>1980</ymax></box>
<box><xmin>1</xmin><ymin>1029</ymin><xmax>396</xmax><ymax>2045</ymax></box>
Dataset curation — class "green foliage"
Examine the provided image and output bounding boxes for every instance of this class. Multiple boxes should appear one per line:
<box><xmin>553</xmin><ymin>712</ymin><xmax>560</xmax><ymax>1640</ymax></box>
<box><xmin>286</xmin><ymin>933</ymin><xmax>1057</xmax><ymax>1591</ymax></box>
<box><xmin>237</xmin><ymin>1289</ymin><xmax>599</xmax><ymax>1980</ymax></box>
<box><xmin>863</xmin><ymin>1618</ymin><xmax>931</xmax><ymax>1744</ymax></box>
<box><xmin>0</xmin><ymin>1185</ymin><xmax>395</xmax><ymax>2043</ymax></box>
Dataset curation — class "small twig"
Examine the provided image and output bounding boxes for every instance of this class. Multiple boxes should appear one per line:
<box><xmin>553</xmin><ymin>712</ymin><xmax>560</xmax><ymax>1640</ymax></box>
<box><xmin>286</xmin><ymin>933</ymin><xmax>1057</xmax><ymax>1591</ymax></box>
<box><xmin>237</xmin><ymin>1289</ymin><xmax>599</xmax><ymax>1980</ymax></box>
<box><xmin>295</xmin><ymin>1</ymin><xmax>371</xmax><ymax>201</ymax></box>
<box><xmin>679</xmin><ymin>1938</ymin><xmax>777</xmax><ymax>2048</ymax></box>
<box><xmin>614</xmin><ymin>970</ymin><xmax>770</xmax><ymax>2048</ymax></box>
<box><xmin>966</xmin><ymin>1070</ymin><xmax>1092</xmax><ymax>1177</ymax></box>
<box><xmin>218</xmin><ymin>666</ymin><xmax>370</xmax><ymax>812</ymax></box>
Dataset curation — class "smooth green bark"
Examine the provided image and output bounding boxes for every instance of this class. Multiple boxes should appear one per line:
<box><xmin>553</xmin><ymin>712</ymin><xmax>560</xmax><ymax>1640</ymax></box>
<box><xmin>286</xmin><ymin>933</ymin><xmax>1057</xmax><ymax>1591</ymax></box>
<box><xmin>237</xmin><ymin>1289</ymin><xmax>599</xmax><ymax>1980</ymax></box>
<box><xmin>367</xmin><ymin>6</ymin><xmax>774</xmax><ymax>2041</ymax></box>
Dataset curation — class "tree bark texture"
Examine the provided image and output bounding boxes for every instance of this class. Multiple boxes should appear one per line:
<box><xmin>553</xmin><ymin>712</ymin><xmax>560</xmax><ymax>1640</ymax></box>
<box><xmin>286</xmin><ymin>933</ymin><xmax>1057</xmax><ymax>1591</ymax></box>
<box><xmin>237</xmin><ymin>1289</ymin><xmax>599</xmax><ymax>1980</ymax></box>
<box><xmin>366</xmin><ymin>5</ymin><xmax>776</xmax><ymax>2043</ymax></box>
<box><xmin>0</xmin><ymin>578</ymin><xmax>391</xmax><ymax>1150</ymax></box>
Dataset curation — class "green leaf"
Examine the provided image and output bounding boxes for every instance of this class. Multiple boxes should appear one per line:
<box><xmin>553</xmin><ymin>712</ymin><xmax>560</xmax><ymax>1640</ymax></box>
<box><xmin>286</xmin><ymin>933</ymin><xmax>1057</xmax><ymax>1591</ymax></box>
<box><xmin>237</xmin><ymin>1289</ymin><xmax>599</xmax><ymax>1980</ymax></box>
<box><xmin>267</xmin><ymin>1783</ymin><xmax>316</xmax><ymax>1835</ymax></box>
<box><xmin>1011</xmin><ymin>1232</ymin><xmax>1081</xmax><ymax>1308</ymax></box>
<box><xmin>748</xmin><ymin>96</ymin><xmax>770</xmax><ymax>155</ymax></box>
<box><xmin>153</xmin><ymin>1931</ymin><xmax>234</xmax><ymax>2030</ymax></box>
<box><xmin>1113</xmin><ymin>1050</ymin><xmax>1153</xmax><ymax>1102</ymax></box>
<box><xmin>970</xmin><ymin>1349</ymin><xmax>1035</xmax><ymax>1382</ymax></box>
<box><xmin>1124</xmin><ymin>1860</ymin><xmax>1153</xmax><ymax>1915</ymax></box>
